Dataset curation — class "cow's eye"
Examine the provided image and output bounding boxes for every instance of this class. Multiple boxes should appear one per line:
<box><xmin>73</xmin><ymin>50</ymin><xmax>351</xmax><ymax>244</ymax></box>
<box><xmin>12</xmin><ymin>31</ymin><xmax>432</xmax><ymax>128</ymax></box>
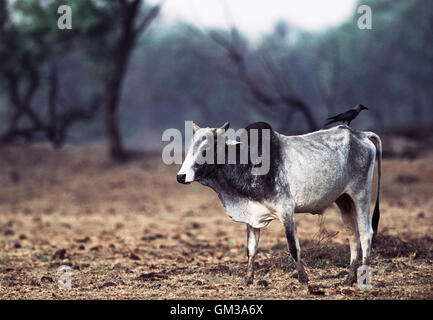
<box><xmin>202</xmin><ymin>149</ymin><xmax>207</xmax><ymax>157</ymax></box>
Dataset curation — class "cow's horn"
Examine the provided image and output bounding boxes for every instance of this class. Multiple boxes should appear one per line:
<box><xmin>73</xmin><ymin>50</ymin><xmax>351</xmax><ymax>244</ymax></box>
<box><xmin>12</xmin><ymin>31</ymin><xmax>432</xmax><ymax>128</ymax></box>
<box><xmin>192</xmin><ymin>122</ymin><xmax>201</xmax><ymax>133</ymax></box>
<box><xmin>215</xmin><ymin>122</ymin><xmax>229</xmax><ymax>135</ymax></box>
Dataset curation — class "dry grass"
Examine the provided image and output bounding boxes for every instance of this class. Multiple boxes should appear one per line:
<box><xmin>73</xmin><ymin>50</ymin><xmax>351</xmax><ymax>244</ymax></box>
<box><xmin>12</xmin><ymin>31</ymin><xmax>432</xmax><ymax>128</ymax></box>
<box><xmin>0</xmin><ymin>145</ymin><xmax>432</xmax><ymax>299</ymax></box>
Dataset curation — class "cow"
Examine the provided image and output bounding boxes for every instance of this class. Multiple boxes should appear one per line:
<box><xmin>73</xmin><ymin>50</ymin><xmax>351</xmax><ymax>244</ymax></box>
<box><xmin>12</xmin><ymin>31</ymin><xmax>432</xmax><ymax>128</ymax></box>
<box><xmin>176</xmin><ymin>121</ymin><xmax>382</xmax><ymax>286</ymax></box>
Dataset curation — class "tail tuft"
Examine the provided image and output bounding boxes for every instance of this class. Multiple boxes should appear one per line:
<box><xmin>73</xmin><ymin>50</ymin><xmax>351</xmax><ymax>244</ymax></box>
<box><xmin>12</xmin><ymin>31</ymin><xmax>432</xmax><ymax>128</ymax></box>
<box><xmin>372</xmin><ymin>197</ymin><xmax>380</xmax><ymax>235</ymax></box>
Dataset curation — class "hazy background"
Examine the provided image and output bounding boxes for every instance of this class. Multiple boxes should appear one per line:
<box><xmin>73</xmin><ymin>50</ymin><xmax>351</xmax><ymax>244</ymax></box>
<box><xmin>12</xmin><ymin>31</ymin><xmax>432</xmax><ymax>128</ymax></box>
<box><xmin>0</xmin><ymin>0</ymin><xmax>432</xmax><ymax>158</ymax></box>
<box><xmin>1</xmin><ymin>0</ymin><xmax>433</xmax><ymax>300</ymax></box>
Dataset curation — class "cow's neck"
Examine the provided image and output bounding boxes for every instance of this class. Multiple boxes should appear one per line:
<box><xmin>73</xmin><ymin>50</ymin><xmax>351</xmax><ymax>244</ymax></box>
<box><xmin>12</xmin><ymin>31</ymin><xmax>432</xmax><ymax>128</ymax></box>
<box><xmin>198</xmin><ymin>162</ymin><xmax>278</xmax><ymax>203</ymax></box>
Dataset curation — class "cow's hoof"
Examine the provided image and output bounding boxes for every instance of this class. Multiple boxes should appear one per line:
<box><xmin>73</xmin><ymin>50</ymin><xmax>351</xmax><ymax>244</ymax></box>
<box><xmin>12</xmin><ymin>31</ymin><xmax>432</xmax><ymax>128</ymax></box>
<box><xmin>244</xmin><ymin>277</ymin><xmax>253</xmax><ymax>285</ymax></box>
<box><xmin>298</xmin><ymin>272</ymin><xmax>309</xmax><ymax>284</ymax></box>
<box><xmin>343</xmin><ymin>274</ymin><xmax>356</xmax><ymax>287</ymax></box>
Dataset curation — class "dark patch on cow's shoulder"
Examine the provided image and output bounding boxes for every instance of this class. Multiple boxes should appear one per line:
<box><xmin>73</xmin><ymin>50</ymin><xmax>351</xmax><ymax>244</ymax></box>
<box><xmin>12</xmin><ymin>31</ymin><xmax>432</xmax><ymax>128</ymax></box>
<box><xmin>196</xmin><ymin>122</ymin><xmax>282</xmax><ymax>202</ymax></box>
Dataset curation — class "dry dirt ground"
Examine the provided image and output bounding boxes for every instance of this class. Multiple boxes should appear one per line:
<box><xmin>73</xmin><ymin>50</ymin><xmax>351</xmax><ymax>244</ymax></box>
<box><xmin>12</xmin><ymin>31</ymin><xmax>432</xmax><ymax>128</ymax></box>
<box><xmin>0</xmin><ymin>145</ymin><xmax>432</xmax><ymax>300</ymax></box>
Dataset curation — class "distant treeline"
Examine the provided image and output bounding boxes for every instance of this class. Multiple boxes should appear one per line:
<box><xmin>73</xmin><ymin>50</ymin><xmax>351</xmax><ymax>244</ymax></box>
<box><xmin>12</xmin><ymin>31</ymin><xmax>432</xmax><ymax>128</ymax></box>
<box><xmin>0</xmin><ymin>0</ymin><xmax>431</xmax><ymax>155</ymax></box>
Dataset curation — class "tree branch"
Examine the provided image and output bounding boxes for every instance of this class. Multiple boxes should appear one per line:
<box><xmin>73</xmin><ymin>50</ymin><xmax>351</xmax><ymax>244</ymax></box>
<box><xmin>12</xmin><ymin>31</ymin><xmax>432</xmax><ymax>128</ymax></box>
<box><xmin>209</xmin><ymin>28</ymin><xmax>319</xmax><ymax>131</ymax></box>
<box><xmin>134</xmin><ymin>2</ymin><xmax>163</xmax><ymax>37</ymax></box>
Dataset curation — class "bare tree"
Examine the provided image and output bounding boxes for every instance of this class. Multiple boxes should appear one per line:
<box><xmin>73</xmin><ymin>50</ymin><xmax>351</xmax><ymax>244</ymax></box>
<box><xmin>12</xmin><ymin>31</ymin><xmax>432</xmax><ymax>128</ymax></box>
<box><xmin>103</xmin><ymin>0</ymin><xmax>162</xmax><ymax>161</ymax></box>
<box><xmin>1</xmin><ymin>61</ymin><xmax>100</xmax><ymax>147</ymax></box>
<box><xmin>0</xmin><ymin>3</ymin><xmax>100</xmax><ymax>148</ymax></box>
<box><xmin>209</xmin><ymin>28</ymin><xmax>319</xmax><ymax>131</ymax></box>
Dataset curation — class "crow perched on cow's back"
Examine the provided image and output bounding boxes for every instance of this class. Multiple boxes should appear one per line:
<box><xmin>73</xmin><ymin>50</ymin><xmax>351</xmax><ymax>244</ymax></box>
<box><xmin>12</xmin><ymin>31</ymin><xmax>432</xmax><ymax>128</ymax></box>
<box><xmin>325</xmin><ymin>104</ymin><xmax>368</xmax><ymax>126</ymax></box>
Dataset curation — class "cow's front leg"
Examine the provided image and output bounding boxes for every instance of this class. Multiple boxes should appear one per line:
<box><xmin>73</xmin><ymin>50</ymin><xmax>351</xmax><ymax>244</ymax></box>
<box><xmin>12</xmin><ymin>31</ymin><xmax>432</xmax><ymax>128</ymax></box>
<box><xmin>245</xmin><ymin>224</ymin><xmax>260</xmax><ymax>285</ymax></box>
<box><xmin>279</xmin><ymin>199</ymin><xmax>308</xmax><ymax>284</ymax></box>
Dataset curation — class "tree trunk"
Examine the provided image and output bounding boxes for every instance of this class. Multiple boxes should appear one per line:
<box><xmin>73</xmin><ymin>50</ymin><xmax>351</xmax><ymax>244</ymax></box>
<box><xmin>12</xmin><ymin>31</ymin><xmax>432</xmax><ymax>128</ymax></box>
<box><xmin>104</xmin><ymin>3</ymin><xmax>138</xmax><ymax>162</ymax></box>
<box><xmin>103</xmin><ymin>1</ymin><xmax>160</xmax><ymax>162</ymax></box>
<box><xmin>106</xmin><ymin>79</ymin><xmax>127</xmax><ymax>161</ymax></box>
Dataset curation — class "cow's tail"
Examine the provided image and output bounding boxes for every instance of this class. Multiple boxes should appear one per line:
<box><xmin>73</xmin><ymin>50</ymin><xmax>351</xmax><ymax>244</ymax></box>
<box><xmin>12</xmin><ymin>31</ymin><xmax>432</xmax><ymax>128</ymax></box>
<box><xmin>367</xmin><ymin>133</ymin><xmax>382</xmax><ymax>240</ymax></box>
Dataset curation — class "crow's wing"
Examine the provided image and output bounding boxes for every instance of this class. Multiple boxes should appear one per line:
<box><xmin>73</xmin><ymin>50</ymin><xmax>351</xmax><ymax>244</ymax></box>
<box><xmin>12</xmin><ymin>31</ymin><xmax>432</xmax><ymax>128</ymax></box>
<box><xmin>338</xmin><ymin>109</ymin><xmax>358</xmax><ymax>121</ymax></box>
<box><xmin>327</xmin><ymin>112</ymin><xmax>343</xmax><ymax>120</ymax></box>
<box><xmin>329</xmin><ymin>109</ymin><xmax>357</xmax><ymax>122</ymax></box>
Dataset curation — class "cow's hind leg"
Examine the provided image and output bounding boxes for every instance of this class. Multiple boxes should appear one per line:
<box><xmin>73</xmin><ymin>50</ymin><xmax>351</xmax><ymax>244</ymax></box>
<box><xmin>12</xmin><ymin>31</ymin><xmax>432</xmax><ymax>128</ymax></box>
<box><xmin>245</xmin><ymin>224</ymin><xmax>260</xmax><ymax>285</ymax></box>
<box><xmin>353</xmin><ymin>191</ymin><xmax>374</xmax><ymax>267</ymax></box>
<box><xmin>279</xmin><ymin>199</ymin><xmax>308</xmax><ymax>283</ymax></box>
<box><xmin>343</xmin><ymin>189</ymin><xmax>374</xmax><ymax>289</ymax></box>
<box><xmin>336</xmin><ymin>194</ymin><xmax>360</xmax><ymax>286</ymax></box>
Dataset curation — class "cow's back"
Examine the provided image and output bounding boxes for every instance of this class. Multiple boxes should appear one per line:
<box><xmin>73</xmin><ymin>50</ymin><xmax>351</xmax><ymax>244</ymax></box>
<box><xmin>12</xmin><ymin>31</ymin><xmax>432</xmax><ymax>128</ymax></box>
<box><xmin>276</xmin><ymin>125</ymin><xmax>375</xmax><ymax>213</ymax></box>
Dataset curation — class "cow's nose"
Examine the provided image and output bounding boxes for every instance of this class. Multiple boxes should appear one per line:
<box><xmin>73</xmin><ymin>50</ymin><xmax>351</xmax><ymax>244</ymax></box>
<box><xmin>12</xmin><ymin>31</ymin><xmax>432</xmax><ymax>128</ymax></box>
<box><xmin>177</xmin><ymin>174</ymin><xmax>186</xmax><ymax>184</ymax></box>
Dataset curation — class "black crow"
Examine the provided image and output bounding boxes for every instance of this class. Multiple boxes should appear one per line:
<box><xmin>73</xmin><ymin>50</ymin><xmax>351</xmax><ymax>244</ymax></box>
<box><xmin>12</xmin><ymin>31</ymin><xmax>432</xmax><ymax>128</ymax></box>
<box><xmin>325</xmin><ymin>104</ymin><xmax>368</xmax><ymax>126</ymax></box>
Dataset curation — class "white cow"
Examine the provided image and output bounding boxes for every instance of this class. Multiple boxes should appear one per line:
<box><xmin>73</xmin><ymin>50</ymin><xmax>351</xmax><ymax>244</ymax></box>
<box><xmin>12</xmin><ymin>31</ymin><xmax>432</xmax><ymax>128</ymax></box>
<box><xmin>177</xmin><ymin>122</ymin><xmax>381</xmax><ymax>285</ymax></box>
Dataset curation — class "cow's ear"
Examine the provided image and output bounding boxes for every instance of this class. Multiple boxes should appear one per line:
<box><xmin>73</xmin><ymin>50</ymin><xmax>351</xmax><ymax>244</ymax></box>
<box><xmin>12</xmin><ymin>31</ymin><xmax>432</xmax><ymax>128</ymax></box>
<box><xmin>192</xmin><ymin>122</ymin><xmax>201</xmax><ymax>133</ymax></box>
<box><xmin>215</xmin><ymin>121</ymin><xmax>229</xmax><ymax>135</ymax></box>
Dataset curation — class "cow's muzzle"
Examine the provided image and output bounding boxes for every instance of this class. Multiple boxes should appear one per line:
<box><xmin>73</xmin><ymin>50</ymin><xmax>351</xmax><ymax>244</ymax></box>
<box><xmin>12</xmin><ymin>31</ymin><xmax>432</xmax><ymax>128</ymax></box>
<box><xmin>176</xmin><ymin>173</ymin><xmax>188</xmax><ymax>184</ymax></box>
